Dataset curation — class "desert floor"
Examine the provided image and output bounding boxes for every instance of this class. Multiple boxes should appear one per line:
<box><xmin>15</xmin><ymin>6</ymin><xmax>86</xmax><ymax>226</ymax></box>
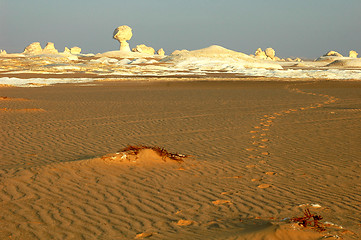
<box><xmin>0</xmin><ymin>80</ymin><xmax>360</xmax><ymax>239</ymax></box>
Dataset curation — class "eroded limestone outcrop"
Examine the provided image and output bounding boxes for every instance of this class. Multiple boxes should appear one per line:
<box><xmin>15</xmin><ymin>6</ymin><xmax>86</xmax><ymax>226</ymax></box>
<box><xmin>64</xmin><ymin>47</ymin><xmax>71</xmax><ymax>54</ymax></box>
<box><xmin>23</xmin><ymin>42</ymin><xmax>43</xmax><ymax>55</ymax></box>
<box><xmin>255</xmin><ymin>48</ymin><xmax>267</xmax><ymax>59</ymax></box>
<box><xmin>157</xmin><ymin>48</ymin><xmax>165</xmax><ymax>56</ymax></box>
<box><xmin>70</xmin><ymin>47</ymin><xmax>81</xmax><ymax>55</ymax></box>
<box><xmin>132</xmin><ymin>44</ymin><xmax>155</xmax><ymax>55</ymax></box>
<box><xmin>349</xmin><ymin>50</ymin><xmax>358</xmax><ymax>58</ymax></box>
<box><xmin>113</xmin><ymin>25</ymin><xmax>133</xmax><ymax>52</ymax></box>
<box><xmin>325</xmin><ymin>51</ymin><xmax>343</xmax><ymax>57</ymax></box>
<box><xmin>265</xmin><ymin>48</ymin><xmax>275</xmax><ymax>59</ymax></box>
<box><xmin>43</xmin><ymin>42</ymin><xmax>58</xmax><ymax>54</ymax></box>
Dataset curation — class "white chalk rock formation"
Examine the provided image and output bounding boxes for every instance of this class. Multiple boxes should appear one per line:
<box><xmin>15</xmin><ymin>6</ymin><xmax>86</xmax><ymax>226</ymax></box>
<box><xmin>23</xmin><ymin>42</ymin><xmax>43</xmax><ymax>55</ymax></box>
<box><xmin>113</xmin><ymin>25</ymin><xmax>133</xmax><ymax>52</ymax></box>
<box><xmin>349</xmin><ymin>50</ymin><xmax>358</xmax><ymax>58</ymax></box>
<box><xmin>255</xmin><ymin>48</ymin><xmax>267</xmax><ymax>59</ymax></box>
<box><xmin>43</xmin><ymin>42</ymin><xmax>58</xmax><ymax>54</ymax></box>
<box><xmin>316</xmin><ymin>51</ymin><xmax>344</xmax><ymax>62</ymax></box>
<box><xmin>171</xmin><ymin>49</ymin><xmax>189</xmax><ymax>55</ymax></box>
<box><xmin>67</xmin><ymin>55</ymin><xmax>78</xmax><ymax>61</ymax></box>
<box><xmin>0</xmin><ymin>49</ymin><xmax>6</xmax><ymax>55</ymax></box>
<box><xmin>64</xmin><ymin>47</ymin><xmax>71</xmax><ymax>54</ymax></box>
<box><xmin>157</xmin><ymin>48</ymin><xmax>165</xmax><ymax>56</ymax></box>
<box><xmin>265</xmin><ymin>48</ymin><xmax>276</xmax><ymax>59</ymax></box>
<box><xmin>132</xmin><ymin>44</ymin><xmax>155</xmax><ymax>55</ymax></box>
<box><xmin>273</xmin><ymin>56</ymin><xmax>281</xmax><ymax>61</ymax></box>
<box><xmin>326</xmin><ymin>58</ymin><xmax>361</xmax><ymax>68</ymax></box>
<box><xmin>70</xmin><ymin>47</ymin><xmax>81</xmax><ymax>54</ymax></box>
<box><xmin>162</xmin><ymin>45</ymin><xmax>282</xmax><ymax>70</ymax></box>
<box><xmin>325</xmin><ymin>51</ymin><xmax>343</xmax><ymax>57</ymax></box>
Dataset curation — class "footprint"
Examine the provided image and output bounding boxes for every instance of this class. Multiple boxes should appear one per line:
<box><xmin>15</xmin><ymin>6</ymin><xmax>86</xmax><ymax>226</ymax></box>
<box><xmin>257</xmin><ymin>184</ymin><xmax>271</xmax><ymax>189</ymax></box>
<box><xmin>212</xmin><ymin>200</ymin><xmax>232</xmax><ymax>205</ymax></box>
<box><xmin>221</xmin><ymin>191</ymin><xmax>233</xmax><ymax>195</ymax></box>
<box><xmin>251</xmin><ymin>178</ymin><xmax>262</xmax><ymax>182</ymax></box>
<box><xmin>176</xmin><ymin>219</ymin><xmax>196</xmax><ymax>226</ymax></box>
<box><xmin>246</xmin><ymin>148</ymin><xmax>256</xmax><ymax>151</ymax></box>
<box><xmin>135</xmin><ymin>232</ymin><xmax>157</xmax><ymax>239</ymax></box>
<box><xmin>246</xmin><ymin>165</ymin><xmax>256</xmax><ymax>168</ymax></box>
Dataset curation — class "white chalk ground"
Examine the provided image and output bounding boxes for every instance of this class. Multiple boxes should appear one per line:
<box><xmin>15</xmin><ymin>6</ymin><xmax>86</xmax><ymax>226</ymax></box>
<box><xmin>2</xmin><ymin>66</ymin><xmax>361</xmax><ymax>87</ymax></box>
<box><xmin>1</xmin><ymin>45</ymin><xmax>361</xmax><ymax>87</ymax></box>
<box><xmin>238</xmin><ymin>68</ymin><xmax>361</xmax><ymax>80</ymax></box>
<box><xmin>0</xmin><ymin>77</ymin><xmax>98</xmax><ymax>87</ymax></box>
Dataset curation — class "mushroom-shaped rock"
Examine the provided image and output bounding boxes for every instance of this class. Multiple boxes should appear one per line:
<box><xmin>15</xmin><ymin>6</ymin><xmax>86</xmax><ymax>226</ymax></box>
<box><xmin>43</xmin><ymin>42</ymin><xmax>58</xmax><ymax>54</ymax></box>
<box><xmin>265</xmin><ymin>48</ymin><xmax>275</xmax><ymax>59</ymax></box>
<box><xmin>23</xmin><ymin>42</ymin><xmax>43</xmax><ymax>55</ymax></box>
<box><xmin>132</xmin><ymin>44</ymin><xmax>155</xmax><ymax>55</ymax></box>
<box><xmin>113</xmin><ymin>25</ymin><xmax>133</xmax><ymax>52</ymax></box>
<box><xmin>255</xmin><ymin>48</ymin><xmax>267</xmax><ymax>59</ymax></box>
<box><xmin>70</xmin><ymin>47</ymin><xmax>81</xmax><ymax>54</ymax></box>
<box><xmin>0</xmin><ymin>49</ymin><xmax>6</xmax><ymax>55</ymax></box>
<box><xmin>349</xmin><ymin>50</ymin><xmax>358</xmax><ymax>58</ymax></box>
<box><xmin>157</xmin><ymin>48</ymin><xmax>165</xmax><ymax>56</ymax></box>
<box><xmin>325</xmin><ymin>51</ymin><xmax>343</xmax><ymax>57</ymax></box>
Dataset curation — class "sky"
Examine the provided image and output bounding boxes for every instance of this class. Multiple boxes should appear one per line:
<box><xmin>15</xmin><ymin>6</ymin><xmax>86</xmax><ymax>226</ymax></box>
<box><xmin>1</xmin><ymin>0</ymin><xmax>361</xmax><ymax>59</ymax></box>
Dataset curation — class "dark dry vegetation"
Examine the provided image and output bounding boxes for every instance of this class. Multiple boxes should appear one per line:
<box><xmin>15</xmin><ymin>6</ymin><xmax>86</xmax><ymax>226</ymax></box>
<box><xmin>119</xmin><ymin>145</ymin><xmax>189</xmax><ymax>162</ymax></box>
<box><xmin>291</xmin><ymin>208</ymin><xmax>325</xmax><ymax>232</ymax></box>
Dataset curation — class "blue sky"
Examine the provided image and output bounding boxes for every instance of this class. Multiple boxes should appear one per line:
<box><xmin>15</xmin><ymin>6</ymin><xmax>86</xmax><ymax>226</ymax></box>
<box><xmin>1</xmin><ymin>0</ymin><xmax>360</xmax><ymax>58</ymax></box>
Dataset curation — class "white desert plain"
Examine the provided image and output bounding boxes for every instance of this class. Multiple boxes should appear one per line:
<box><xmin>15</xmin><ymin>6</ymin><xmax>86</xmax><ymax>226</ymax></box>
<box><xmin>1</xmin><ymin>25</ymin><xmax>361</xmax><ymax>239</ymax></box>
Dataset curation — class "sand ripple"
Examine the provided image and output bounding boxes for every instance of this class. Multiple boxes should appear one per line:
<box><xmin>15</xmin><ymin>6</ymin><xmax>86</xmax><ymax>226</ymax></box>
<box><xmin>0</xmin><ymin>81</ymin><xmax>360</xmax><ymax>239</ymax></box>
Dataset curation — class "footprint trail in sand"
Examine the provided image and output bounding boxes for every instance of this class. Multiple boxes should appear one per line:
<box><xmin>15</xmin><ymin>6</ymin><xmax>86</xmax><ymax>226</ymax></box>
<box><xmin>243</xmin><ymin>83</ymin><xmax>339</xmax><ymax>188</ymax></box>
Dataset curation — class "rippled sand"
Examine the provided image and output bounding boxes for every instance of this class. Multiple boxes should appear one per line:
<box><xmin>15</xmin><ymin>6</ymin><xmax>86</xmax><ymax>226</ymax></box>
<box><xmin>1</xmin><ymin>81</ymin><xmax>360</xmax><ymax>239</ymax></box>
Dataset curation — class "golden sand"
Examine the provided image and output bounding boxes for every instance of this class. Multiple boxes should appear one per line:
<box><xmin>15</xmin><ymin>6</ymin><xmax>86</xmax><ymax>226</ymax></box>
<box><xmin>0</xmin><ymin>80</ymin><xmax>360</xmax><ymax>239</ymax></box>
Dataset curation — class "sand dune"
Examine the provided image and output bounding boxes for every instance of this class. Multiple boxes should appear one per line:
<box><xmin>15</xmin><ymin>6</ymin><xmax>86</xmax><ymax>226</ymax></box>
<box><xmin>162</xmin><ymin>45</ymin><xmax>283</xmax><ymax>70</ymax></box>
<box><xmin>0</xmin><ymin>81</ymin><xmax>360</xmax><ymax>239</ymax></box>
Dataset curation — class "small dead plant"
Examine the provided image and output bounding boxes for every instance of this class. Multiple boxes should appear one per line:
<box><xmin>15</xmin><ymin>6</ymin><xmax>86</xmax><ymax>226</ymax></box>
<box><xmin>291</xmin><ymin>208</ymin><xmax>325</xmax><ymax>232</ymax></box>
